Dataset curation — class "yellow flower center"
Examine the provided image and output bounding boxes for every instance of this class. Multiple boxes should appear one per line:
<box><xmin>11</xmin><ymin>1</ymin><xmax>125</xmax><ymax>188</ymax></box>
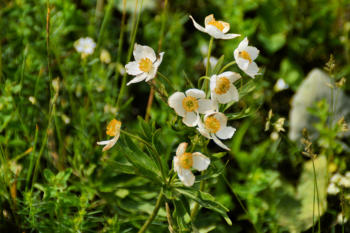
<box><xmin>205</xmin><ymin>116</ymin><xmax>221</xmax><ymax>133</ymax></box>
<box><xmin>139</xmin><ymin>58</ymin><xmax>153</xmax><ymax>72</ymax></box>
<box><xmin>179</xmin><ymin>152</ymin><xmax>193</xmax><ymax>169</ymax></box>
<box><xmin>182</xmin><ymin>96</ymin><xmax>198</xmax><ymax>112</ymax></box>
<box><xmin>214</xmin><ymin>77</ymin><xmax>231</xmax><ymax>95</ymax></box>
<box><xmin>208</xmin><ymin>19</ymin><xmax>225</xmax><ymax>31</ymax></box>
<box><xmin>106</xmin><ymin>119</ymin><xmax>121</xmax><ymax>136</ymax></box>
<box><xmin>238</xmin><ymin>50</ymin><xmax>252</xmax><ymax>63</ymax></box>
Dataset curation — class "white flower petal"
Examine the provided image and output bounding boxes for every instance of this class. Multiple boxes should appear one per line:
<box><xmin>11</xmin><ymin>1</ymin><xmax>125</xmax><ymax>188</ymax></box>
<box><xmin>216</xmin><ymin>33</ymin><xmax>240</xmax><ymax>40</ymax></box>
<box><xmin>198</xmin><ymin>99</ymin><xmax>216</xmax><ymax>114</ymax></box>
<box><xmin>177</xmin><ymin>167</ymin><xmax>195</xmax><ymax>187</ymax></box>
<box><xmin>145</xmin><ymin>68</ymin><xmax>157</xmax><ymax>82</ymax></box>
<box><xmin>212</xmin><ymin>135</ymin><xmax>230</xmax><ymax>151</ymax></box>
<box><xmin>173</xmin><ymin>156</ymin><xmax>180</xmax><ymax>173</ymax></box>
<box><xmin>204</xmin><ymin>14</ymin><xmax>215</xmax><ymax>27</ymax></box>
<box><xmin>245</xmin><ymin>46</ymin><xmax>259</xmax><ymax>61</ymax></box>
<box><xmin>236</xmin><ymin>57</ymin><xmax>250</xmax><ymax>70</ymax></box>
<box><xmin>192</xmin><ymin>152</ymin><xmax>210</xmax><ymax>171</ymax></box>
<box><xmin>212</xmin><ymin>112</ymin><xmax>227</xmax><ymax>127</ymax></box>
<box><xmin>133</xmin><ymin>43</ymin><xmax>156</xmax><ymax>62</ymax></box>
<box><xmin>214</xmin><ymin>85</ymin><xmax>239</xmax><ymax>104</ymax></box>
<box><xmin>245</xmin><ymin>62</ymin><xmax>259</xmax><ymax>79</ymax></box>
<box><xmin>176</xmin><ymin>142</ymin><xmax>188</xmax><ymax>157</ymax></box>
<box><xmin>126</xmin><ymin>72</ymin><xmax>148</xmax><ymax>86</ymax></box>
<box><xmin>189</xmin><ymin>15</ymin><xmax>207</xmax><ymax>33</ymax></box>
<box><xmin>153</xmin><ymin>52</ymin><xmax>164</xmax><ymax>68</ymax></box>
<box><xmin>98</xmin><ymin>135</ymin><xmax>119</xmax><ymax>152</ymax></box>
<box><xmin>185</xmin><ymin>88</ymin><xmax>205</xmax><ymax>99</ymax></box>
<box><xmin>238</xmin><ymin>37</ymin><xmax>249</xmax><ymax>50</ymax></box>
<box><xmin>183</xmin><ymin>112</ymin><xmax>199</xmax><ymax>127</ymax></box>
<box><xmin>168</xmin><ymin>92</ymin><xmax>186</xmax><ymax>117</ymax></box>
<box><xmin>197</xmin><ymin>121</ymin><xmax>211</xmax><ymax>139</ymax></box>
<box><xmin>206</xmin><ymin>25</ymin><xmax>226</xmax><ymax>39</ymax></box>
<box><xmin>210</xmin><ymin>75</ymin><xmax>217</xmax><ymax>91</ymax></box>
<box><xmin>218</xmin><ymin>71</ymin><xmax>241</xmax><ymax>83</ymax></box>
<box><xmin>220</xmin><ymin>21</ymin><xmax>230</xmax><ymax>33</ymax></box>
<box><xmin>97</xmin><ymin>139</ymin><xmax>113</xmax><ymax>145</ymax></box>
<box><xmin>216</xmin><ymin>126</ymin><xmax>236</xmax><ymax>140</ymax></box>
<box><xmin>125</xmin><ymin>61</ymin><xmax>143</xmax><ymax>75</ymax></box>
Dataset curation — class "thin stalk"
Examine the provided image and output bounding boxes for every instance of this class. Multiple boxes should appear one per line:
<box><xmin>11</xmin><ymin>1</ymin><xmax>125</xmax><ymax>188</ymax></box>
<box><xmin>144</xmin><ymin>0</ymin><xmax>168</xmax><ymax>122</ymax></box>
<box><xmin>157</xmin><ymin>71</ymin><xmax>174</xmax><ymax>90</ymax></box>
<box><xmin>82</xmin><ymin>60</ymin><xmax>102</xmax><ymax>137</ymax></box>
<box><xmin>97</xmin><ymin>0</ymin><xmax>114</xmax><ymax>48</ymax></box>
<box><xmin>311</xmin><ymin>159</ymin><xmax>321</xmax><ymax>233</ymax></box>
<box><xmin>312</xmin><ymin>173</ymin><xmax>316</xmax><ymax>233</ymax></box>
<box><xmin>116</xmin><ymin>0</ymin><xmax>143</xmax><ymax>112</ymax></box>
<box><xmin>219</xmin><ymin>61</ymin><xmax>236</xmax><ymax>73</ymax></box>
<box><xmin>165</xmin><ymin>202</ymin><xmax>175</xmax><ymax>233</ymax></box>
<box><xmin>203</xmin><ymin>37</ymin><xmax>214</xmax><ymax>94</ymax></box>
<box><xmin>190</xmin><ymin>177</ymin><xmax>205</xmax><ymax>220</ymax></box>
<box><xmin>137</xmin><ymin>189</ymin><xmax>164</xmax><ymax>233</ymax></box>
<box><xmin>341</xmin><ymin>188</ymin><xmax>345</xmax><ymax>233</ymax></box>
<box><xmin>25</xmin><ymin>125</ymin><xmax>39</xmax><ymax>191</ymax></box>
<box><xmin>114</xmin><ymin>0</ymin><xmax>127</xmax><ymax>96</ymax></box>
<box><xmin>221</xmin><ymin>174</ymin><xmax>260</xmax><ymax>233</ymax></box>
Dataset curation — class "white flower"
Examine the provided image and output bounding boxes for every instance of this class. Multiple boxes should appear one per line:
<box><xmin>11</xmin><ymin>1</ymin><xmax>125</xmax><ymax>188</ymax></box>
<box><xmin>210</xmin><ymin>71</ymin><xmax>241</xmax><ymax>104</ymax></box>
<box><xmin>174</xmin><ymin>142</ymin><xmax>210</xmax><ymax>187</ymax></box>
<box><xmin>125</xmin><ymin>43</ymin><xmax>164</xmax><ymax>86</ymax></box>
<box><xmin>234</xmin><ymin>37</ymin><xmax>260</xmax><ymax>78</ymax></box>
<box><xmin>327</xmin><ymin>182</ymin><xmax>340</xmax><ymax>195</ymax></box>
<box><xmin>337</xmin><ymin>213</ymin><xmax>348</xmax><ymax>224</ymax></box>
<box><xmin>189</xmin><ymin>14</ymin><xmax>240</xmax><ymax>40</ymax></box>
<box><xmin>74</xmin><ymin>37</ymin><xmax>96</xmax><ymax>58</ymax></box>
<box><xmin>100</xmin><ymin>49</ymin><xmax>111</xmax><ymax>64</ymax></box>
<box><xmin>339</xmin><ymin>176</ymin><xmax>350</xmax><ymax>188</ymax></box>
<box><xmin>274</xmin><ymin>78</ymin><xmax>289</xmax><ymax>92</ymax></box>
<box><xmin>197</xmin><ymin>112</ymin><xmax>236</xmax><ymax>150</ymax></box>
<box><xmin>97</xmin><ymin>119</ymin><xmax>121</xmax><ymax>152</ymax></box>
<box><xmin>168</xmin><ymin>89</ymin><xmax>216</xmax><ymax>127</ymax></box>
<box><xmin>330</xmin><ymin>173</ymin><xmax>342</xmax><ymax>184</ymax></box>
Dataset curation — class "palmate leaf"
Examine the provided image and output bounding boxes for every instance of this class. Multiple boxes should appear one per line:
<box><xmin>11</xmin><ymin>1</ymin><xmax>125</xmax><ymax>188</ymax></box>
<box><xmin>175</xmin><ymin>187</ymin><xmax>232</xmax><ymax>225</ymax></box>
<box><xmin>117</xmin><ymin>135</ymin><xmax>162</xmax><ymax>183</ymax></box>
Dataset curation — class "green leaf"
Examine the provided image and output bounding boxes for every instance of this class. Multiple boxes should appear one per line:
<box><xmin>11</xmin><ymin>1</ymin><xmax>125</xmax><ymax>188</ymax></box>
<box><xmin>212</xmin><ymin>55</ymin><xmax>225</xmax><ymax>75</ymax></box>
<box><xmin>175</xmin><ymin>187</ymin><xmax>231</xmax><ymax>225</ymax></box>
<box><xmin>118</xmin><ymin>135</ymin><xmax>162</xmax><ymax>183</ymax></box>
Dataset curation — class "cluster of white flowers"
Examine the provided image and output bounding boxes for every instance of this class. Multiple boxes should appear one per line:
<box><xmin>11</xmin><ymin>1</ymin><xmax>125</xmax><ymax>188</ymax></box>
<box><xmin>327</xmin><ymin>172</ymin><xmax>350</xmax><ymax>195</ymax></box>
<box><xmin>95</xmin><ymin>14</ymin><xmax>261</xmax><ymax>187</ymax></box>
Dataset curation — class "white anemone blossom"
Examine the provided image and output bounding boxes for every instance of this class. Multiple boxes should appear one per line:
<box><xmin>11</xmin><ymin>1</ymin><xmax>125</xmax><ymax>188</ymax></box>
<box><xmin>74</xmin><ymin>37</ymin><xmax>96</xmax><ymax>58</ymax></box>
<box><xmin>189</xmin><ymin>14</ymin><xmax>240</xmax><ymax>40</ymax></box>
<box><xmin>97</xmin><ymin>119</ymin><xmax>121</xmax><ymax>152</ymax></box>
<box><xmin>197</xmin><ymin>112</ymin><xmax>236</xmax><ymax>151</ymax></box>
<box><xmin>210</xmin><ymin>71</ymin><xmax>241</xmax><ymax>104</ymax></box>
<box><xmin>125</xmin><ymin>43</ymin><xmax>164</xmax><ymax>86</ymax></box>
<box><xmin>168</xmin><ymin>89</ymin><xmax>216</xmax><ymax>127</ymax></box>
<box><xmin>234</xmin><ymin>37</ymin><xmax>260</xmax><ymax>78</ymax></box>
<box><xmin>174</xmin><ymin>142</ymin><xmax>210</xmax><ymax>187</ymax></box>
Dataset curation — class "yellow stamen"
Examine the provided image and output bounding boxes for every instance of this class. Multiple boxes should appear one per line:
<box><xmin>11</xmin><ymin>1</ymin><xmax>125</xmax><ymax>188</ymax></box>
<box><xmin>238</xmin><ymin>50</ymin><xmax>252</xmax><ymax>63</ymax></box>
<box><xmin>106</xmin><ymin>119</ymin><xmax>121</xmax><ymax>136</ymax></box>
<box><xmin>179</xmin><ymin>152</ymin><xmax>193</xmax><ymax>169</ymax></box>
<box><xmin>208</xmin><ymin>19</ymin><xmax>225</xmax><ymax>31</ymax></box>
<box><xmin>139</xmin><ymin>58</ymin><xmax>153</xmax><ymax>72</ymax></box>
<box><xmin>214</xmin><ymin>77</ymin><xmax>231</xmax><ymax>95</ymax></box>
<box><xmin>182</xmin><ymin>96</ymin><xmax>199</xmax><ymax>112</ymax></box>
<box><xmin>205</xmin><ymin>116</ymin><xmax>221</xmax><ymax>133</ymax></box>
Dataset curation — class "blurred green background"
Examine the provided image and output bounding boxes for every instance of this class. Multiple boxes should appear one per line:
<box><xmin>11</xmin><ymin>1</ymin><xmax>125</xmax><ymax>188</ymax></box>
<box><xmin>1</xmin><ymin>0</ymin><xmax>350</xmax><ymax>232</ymax></box>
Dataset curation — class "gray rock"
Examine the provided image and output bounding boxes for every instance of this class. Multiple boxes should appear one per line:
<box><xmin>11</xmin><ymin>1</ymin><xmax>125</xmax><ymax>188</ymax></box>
<box><xmin>289</xmin><ymin>68</ymin><xmax>350</xmax><ymax>142</ymax></box>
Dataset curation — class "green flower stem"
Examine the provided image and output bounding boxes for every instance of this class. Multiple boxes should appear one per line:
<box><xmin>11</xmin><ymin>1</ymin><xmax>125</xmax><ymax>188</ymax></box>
<box><xmin>114</xmin><ymin>0</ymin><xmax>127</xmax><ymax>98</ymax></box>
<box><xmin>96</xmin><ymin>0</ymin><xmax>114</xmax><ymax>48</ymax></box>
<box><xmin>120</xmin><ymin>129</ymin><xmax>166</xmax><ymax>182</ymax></box>
<box><xmin>311</xmin><ymin>159</ymin><xmax>321</xmax><ymax>233</ymax></box>
<box><xmin>157</xmin><ymin>71</ymin><xmax>174</xmax><ymax>90</ymax></box>
<box><xmin>190</xmin><ymin>177</ymin><xmax>205</xmax><ymax>220</ymax></box>
<box><xmin>219</xmin><ymin>61</ymin><xmax>236</xmax><ymax>73</ymax></box>
<box><xmin>116</xmin><ymin>0</ymin><xmax>143</xmax><ymax>112</ymax></box>
<box><xmin>203</xmin><ymin>37</ymin><xmax>214</xmax><ymax>93</ymax></box>
<box><xmin>137</xmin><ymin>188</ymin><xmax>164</xmax><ymax>233</ymax></box>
